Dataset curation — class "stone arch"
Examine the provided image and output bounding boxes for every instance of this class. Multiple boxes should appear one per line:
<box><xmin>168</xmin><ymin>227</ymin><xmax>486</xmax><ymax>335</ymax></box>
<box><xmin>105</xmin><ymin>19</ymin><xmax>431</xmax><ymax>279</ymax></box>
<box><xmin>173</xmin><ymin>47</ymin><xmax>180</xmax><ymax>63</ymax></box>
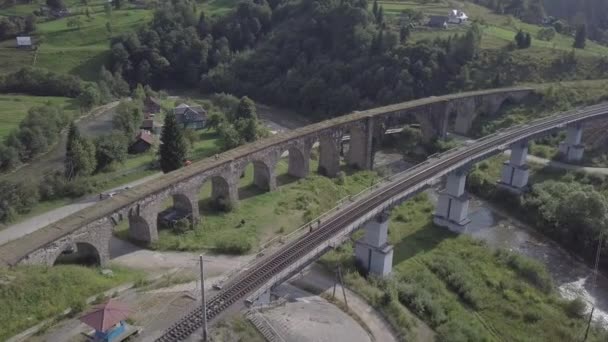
<box><xmin>128</xmin><ymin>213</ymin><xmax>157</xmax><ymax>243</ymax></box>
<box><xmin>53</xmin><ymin>242</ymin><xmax>101</xmax><ymax>266</ymax></box>
<box><xmin>318</xmin><ymin>136</ymin><xmax>340</xmax><ymax>177</ymax></box>
<box><xmin>286</xmin><ymin>146</ymin><xmax>308</xmax><ymax>178</ymax></box>
<box><xmin>238</xmin><ymin>160</ymin><xmax>275</xmax><ymax>199</ymax></box>
<box><xmin>210</xmin><ymin>175</ymin><xmax>236</xmax><ymax>210</ymax></box>
<box><xmin>252</xmin><ymin>160</ymin><xmax>273</xmax><ymax>191</ymax></box>
<box><xmin>170</xmin><ymin>193</ymin><xmax>197</xmax><ymax>225</ymax></box>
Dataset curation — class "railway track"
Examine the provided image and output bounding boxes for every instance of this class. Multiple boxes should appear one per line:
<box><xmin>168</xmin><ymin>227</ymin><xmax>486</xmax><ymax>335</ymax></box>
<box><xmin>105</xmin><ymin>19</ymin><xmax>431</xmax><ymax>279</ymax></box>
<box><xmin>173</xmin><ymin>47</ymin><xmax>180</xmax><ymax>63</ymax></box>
<box><xmin>155</xmin><ymin>103</ymin><xmax>608</xmax><ymax>342</ymax></box>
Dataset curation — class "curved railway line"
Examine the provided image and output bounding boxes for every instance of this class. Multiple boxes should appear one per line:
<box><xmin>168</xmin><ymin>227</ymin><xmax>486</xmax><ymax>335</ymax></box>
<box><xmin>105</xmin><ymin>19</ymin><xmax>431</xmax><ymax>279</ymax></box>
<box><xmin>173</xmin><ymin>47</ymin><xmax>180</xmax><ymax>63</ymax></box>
<box><xmin>156</xmin><ymin>103</ymin><xmax>608</xmax><ymax>341</ymax></box>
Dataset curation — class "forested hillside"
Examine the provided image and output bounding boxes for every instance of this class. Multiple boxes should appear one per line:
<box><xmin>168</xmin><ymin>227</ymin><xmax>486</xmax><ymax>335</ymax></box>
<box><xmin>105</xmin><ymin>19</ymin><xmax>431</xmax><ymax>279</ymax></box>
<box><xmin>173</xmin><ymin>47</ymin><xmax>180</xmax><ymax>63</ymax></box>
<box><xmin>543</xmin><ymin>0</ymin><xmax>608</xmax><ymax>43</ymax></box>
<box><xmin>109</xmin><ymin>0</ymin><xmax>608</xmax><ymax>118</ymax></box>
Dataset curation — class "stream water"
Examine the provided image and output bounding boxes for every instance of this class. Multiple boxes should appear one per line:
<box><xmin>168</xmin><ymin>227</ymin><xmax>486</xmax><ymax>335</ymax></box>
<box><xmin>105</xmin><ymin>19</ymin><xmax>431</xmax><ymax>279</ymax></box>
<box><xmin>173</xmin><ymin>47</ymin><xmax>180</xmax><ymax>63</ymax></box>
<box><xmin>426</xmin><ymin>190</ymin><xmax>608</xmax><ymax>326</ymax></box>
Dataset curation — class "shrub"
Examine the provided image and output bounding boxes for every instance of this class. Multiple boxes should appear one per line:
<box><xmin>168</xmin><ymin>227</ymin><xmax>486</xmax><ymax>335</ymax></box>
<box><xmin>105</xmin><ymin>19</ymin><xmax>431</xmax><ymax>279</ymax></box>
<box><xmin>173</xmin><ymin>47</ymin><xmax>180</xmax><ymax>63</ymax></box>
<box><xmin>495</xmin><ymin>249</ymin><xmax>553</xmax><ymax>293</ymax></box>
<box><xmin>562</xmin><ymin>297</ymin><xmax>587</xmax><ymax>318</ymax></box>
<box><xmin>0</xmin><ymin>67</ymin><xmax>84</xmax><ymax>97</ymax></box>
<box><xmin>215</xmin><ymin>235</ymin><xmax>252</xmax><ymax>254</ymax></box>
<box><xmin>172</xmin><ymin>218</ymin><xmax>192</xmax><ymax>234</ymax></box>
<box><xmin>523</xmin><ymin>309</ymin><xmax>542</xmax><ymax>323</ymax></box>
<box><xmin>0</xmin><ymin>180</ymin><xmax>40</xmax><ymax>223</ymax></box>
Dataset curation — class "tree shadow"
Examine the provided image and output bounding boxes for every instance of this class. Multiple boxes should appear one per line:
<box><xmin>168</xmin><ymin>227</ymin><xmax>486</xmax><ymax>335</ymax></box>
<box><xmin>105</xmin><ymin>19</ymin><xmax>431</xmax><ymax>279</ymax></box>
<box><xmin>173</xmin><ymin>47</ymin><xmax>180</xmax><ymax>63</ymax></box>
<box><xmin>238</xmin><ymin>183</ymin><xmax>266</xmax><ymax>201</ymax></box>
<box><xmin>198</xmin><ymin>198</ymin><xmax>231</xmax><ymax>218</ymax></box>
<box><xmin>276</xmin><ymin>173</ymin><xmax>299</xmax><ymax>187</ymax></box>
<box><xmin>69</xmin><ymin>50</ymin><xmax>111</xmax><ymax>81</ymax></box>
<box><xmin>338</xmin><ymin>164</ymin><xmax>360</xmax><ymax>176</ymax></box>
<box><xmin>391</xmin><ymin>223</ymin><xmax>456</xmax><ymax>266</ymax></box>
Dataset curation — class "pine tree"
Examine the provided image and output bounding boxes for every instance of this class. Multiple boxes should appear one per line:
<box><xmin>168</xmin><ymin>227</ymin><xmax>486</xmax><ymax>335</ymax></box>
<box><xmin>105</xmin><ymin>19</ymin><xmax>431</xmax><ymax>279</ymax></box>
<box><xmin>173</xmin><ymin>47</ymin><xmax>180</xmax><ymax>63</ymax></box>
<box><xmin>573</xmin><ymin>24</ymin><xmax>587</xmax><ymax>49</ymax></box>
<box><xmin>159</xmin><ymin>113</ymin><xmax>187</xmax><ymax>173</ymax></box>
<box><xmin>372</xmin><ymin>0</ymin><xmax>378</xmax><ymax>19</ymax></box>
<box><xmin>399</xmin><ymin>25</ymin><xmax>410</xmax><ymax>44</ymax></box>
<box><xmin>524</xmin><ymin>32</ymin><xmax>532</xmax><ymax>48</ymax></box>
<box><xmin>377</xmin><ymin>6</ymin><xmax>384</xmax><ymax>25</ymax></box>
<box><xmin>71</xmin><ymin>138</ymin><xmax>97</xmax><ymax>177</ymax></box>
<box><xmin>65</xmin><ymin>122</ymin><xmax>81</xmax><ymax>179</ymax></box>
<box><xmin>66</xmin><ymin>122</ymin><xmax>80</xmax><ymax>155</ymax></box>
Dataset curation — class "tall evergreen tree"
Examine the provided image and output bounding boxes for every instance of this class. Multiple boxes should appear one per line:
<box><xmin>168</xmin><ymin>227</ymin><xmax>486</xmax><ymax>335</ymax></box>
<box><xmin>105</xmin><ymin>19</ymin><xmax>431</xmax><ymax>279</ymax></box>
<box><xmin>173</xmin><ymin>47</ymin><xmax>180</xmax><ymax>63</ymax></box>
<box><xmin>65</xmin><ymin>122</ymin><xmax>81</xmax><ymax>179</ymax></box>
<box><xmin>71</xmin><ymin>138</ymin><xmax>97</xmax><ymax>177</ymax></box>
<box><xmin>159</xmin><ymin>113</ymin><xmax>187</xmax><ymax>173</ymax></box>
<box><xmin>66</xmin><ymin>121</ymin><xmax>80</xmax><ymax>155</ymax></box>
<box><xmin>573</xmin><ymin>24</ymin><xmax>587</xmax><ymax>49</ymax></box>
<box><xmin>372</xmin><ymin>0</ymin><xmax>378</xmax><ymax>18</ymax></box>
<box><xmin>377</xmin><ymin>6</ymin><xmax>384</xmax><ymax>25</ymax></box>
<box><xmin>524</xmin><ymin>32</ymin><xmax>532</xmax><ymax>48</ymax></box>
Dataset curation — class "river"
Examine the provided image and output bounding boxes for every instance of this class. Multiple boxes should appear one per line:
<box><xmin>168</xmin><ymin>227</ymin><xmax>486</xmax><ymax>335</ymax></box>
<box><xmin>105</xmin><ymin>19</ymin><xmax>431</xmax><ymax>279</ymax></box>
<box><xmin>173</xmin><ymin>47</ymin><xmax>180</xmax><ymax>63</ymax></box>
<box><xmin>426</xmin><ymin>190</ymin><xmax>608</xmax><ymax>326</ymax></box>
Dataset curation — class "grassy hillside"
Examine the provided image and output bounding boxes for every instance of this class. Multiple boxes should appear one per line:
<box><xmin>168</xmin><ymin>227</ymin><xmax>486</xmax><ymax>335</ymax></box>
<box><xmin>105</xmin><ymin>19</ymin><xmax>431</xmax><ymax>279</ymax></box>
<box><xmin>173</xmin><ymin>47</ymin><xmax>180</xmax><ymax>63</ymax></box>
<box><xmin>0</xmin><ymin>0</ymin><xmax>236</xmax><ymax>81</ymax></box>
<box><xmin>382</xmin><ymin>0</ymin><xmax>608</xmax><ymax>56</ymax></box>
<box><xmin>0</xmin><ymin>94</ymin><xmax>77</xmax><ymax>139</ymax></box>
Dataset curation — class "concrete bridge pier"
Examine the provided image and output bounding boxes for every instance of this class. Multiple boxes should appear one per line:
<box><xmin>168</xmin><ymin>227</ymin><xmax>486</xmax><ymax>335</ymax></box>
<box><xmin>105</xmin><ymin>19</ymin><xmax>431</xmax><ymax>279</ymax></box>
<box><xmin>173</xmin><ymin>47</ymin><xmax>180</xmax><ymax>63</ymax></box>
<box><xmin>354</xmin><ymin>211</ymin><xmax>393</xmax><ymax>277</ymax></box>
<box><xmin>559</xmin><ymin>124</ymin><xmax>585</xmax><ymax>162</ymax></box>
<box><xmin>498</xmin><ymin>141</ymin><xmax>530</xmax><ymax>193</ymax></box>
<box><xmin>433</xmin><ymin>169</ymin><xmax>471</xmax><ymax>233</ymax></box>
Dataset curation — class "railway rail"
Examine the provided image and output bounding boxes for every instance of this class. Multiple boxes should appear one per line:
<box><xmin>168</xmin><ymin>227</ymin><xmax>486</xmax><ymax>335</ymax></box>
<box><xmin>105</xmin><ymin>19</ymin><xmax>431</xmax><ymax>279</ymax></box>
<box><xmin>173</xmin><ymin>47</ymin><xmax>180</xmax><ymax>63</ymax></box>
<box><xmin>155</xmin><ymin>103</ymin><xmax>608</xmax><ymax>341</ymax></box>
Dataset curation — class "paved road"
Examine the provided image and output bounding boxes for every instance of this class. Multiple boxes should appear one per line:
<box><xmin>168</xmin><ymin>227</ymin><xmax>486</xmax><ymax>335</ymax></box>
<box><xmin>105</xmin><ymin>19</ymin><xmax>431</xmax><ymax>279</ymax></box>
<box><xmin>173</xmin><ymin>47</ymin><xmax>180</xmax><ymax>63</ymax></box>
<box><xmin>0</xmin><ymin>173</ymin><xmax>162</xmax><ymax>246</ymax></box>
<box><xmin>290</xmin><ymin>264</ymin><xmax>403</xmax><ymax>342</ymax></box>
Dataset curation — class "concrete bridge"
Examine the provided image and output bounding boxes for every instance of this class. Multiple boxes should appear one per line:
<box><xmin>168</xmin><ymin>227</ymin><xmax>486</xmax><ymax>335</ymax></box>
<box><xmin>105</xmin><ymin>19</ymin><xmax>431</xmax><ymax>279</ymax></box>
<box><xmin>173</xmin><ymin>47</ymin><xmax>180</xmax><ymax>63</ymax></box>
<box><xmin>0</xmin><ymin>87</ymin><xmax>542</xmax><ymax>267</ymax></box>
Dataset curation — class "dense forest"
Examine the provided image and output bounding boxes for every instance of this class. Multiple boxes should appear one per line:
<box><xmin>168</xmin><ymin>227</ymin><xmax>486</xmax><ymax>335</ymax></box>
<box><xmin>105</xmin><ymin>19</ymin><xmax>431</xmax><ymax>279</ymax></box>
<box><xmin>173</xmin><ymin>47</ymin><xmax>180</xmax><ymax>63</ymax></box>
<box><xmin>109</xmin><ymin>0</ymin><xmax>487</xmax><ymax>117</ymax></box>
<box><xmin>543</xmin><ymin>0</ymin><xmax>608</xmax><ymax>43</ymax></box>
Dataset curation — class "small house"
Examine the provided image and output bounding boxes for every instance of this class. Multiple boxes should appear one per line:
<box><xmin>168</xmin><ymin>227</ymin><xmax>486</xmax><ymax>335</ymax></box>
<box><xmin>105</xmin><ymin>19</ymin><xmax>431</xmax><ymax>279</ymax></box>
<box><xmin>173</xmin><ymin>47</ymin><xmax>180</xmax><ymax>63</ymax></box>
<box><xmin>448</xmin><ymin>9</ymin><xmax>468</xmax><ymax>24</ymax></box>
<box><xmin>428</xmin><ymin>16</ymin><xmax>448</xmax><ymax>29</ymax></box>
<box><xmin>144</xmin><ymin>96</ymin><xmax>162</xmax><ymax>114</ymax></box>
<box><xmin>173</xmin><ymin>104</ymin><xmax>207</xmax><ymax>130</ymax></box>
<box><xmin>130</xmin><ymin>131</ymin><xmax>154</xmax><ymax>154</ymax></box>
<box><xmin>140</xmin><ymin>119</ymin><xmax>156</xmax><ymax>133</ymax></box>
<box><xmin>16</xmin><ymin>36</ymin><xmax>32</xmax><ymax>49</ymax></box>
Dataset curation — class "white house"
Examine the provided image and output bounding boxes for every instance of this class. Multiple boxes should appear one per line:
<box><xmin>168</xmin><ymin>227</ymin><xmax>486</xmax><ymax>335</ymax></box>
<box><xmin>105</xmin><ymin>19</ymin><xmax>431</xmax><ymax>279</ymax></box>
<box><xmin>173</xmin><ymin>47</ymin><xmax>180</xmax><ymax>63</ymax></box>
<box><xmin>16</xmin><ymin>36</ymin><xmax>32</xmax><ymax>48</ymax></box>
<box><xmin>448</xmin><ymin>9</ymin><xmax>468</xmax><ymax>24</ymax></box>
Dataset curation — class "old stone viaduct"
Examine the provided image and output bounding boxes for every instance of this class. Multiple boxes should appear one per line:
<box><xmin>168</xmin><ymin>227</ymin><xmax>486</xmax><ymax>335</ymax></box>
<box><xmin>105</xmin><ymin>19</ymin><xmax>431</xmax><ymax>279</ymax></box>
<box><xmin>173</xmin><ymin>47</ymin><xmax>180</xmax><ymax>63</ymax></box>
<box><xmin>0</xmin><ymin>87</ymin><xmax>540</xmax><ymax>268</ymax></box>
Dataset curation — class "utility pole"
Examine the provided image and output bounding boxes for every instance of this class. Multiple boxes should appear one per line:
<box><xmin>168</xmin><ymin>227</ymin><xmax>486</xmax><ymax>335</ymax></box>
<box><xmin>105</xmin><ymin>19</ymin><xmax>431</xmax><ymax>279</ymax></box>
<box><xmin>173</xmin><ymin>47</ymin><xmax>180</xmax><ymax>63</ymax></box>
<box><xmin>582</xmin><ymin>231</ymin><xmax>603</xmax><ymax>342</ymax></box>
<box><xmin>200</xmin><ymin>255</ymin><xmax>208</xmax><ymax>342</ymax></box>
<box><xmin>338</xmin><ymin>265</ymin><xmax>348</xmax><ymax>309</ymax></box>
<box><xmin>583</xmin><ymin>307</ymin><xmax>595</xmax><ymax>342</ymax></box>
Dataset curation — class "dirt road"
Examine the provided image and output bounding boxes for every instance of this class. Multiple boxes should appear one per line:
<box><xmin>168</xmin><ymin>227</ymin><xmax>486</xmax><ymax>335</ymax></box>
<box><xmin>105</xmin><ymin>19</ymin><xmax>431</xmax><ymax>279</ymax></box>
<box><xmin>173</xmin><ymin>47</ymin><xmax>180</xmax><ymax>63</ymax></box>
<box><xmin>0</xmin><ymin>173</ymin><xmax>161</xmax><ymax>245</ymax></box>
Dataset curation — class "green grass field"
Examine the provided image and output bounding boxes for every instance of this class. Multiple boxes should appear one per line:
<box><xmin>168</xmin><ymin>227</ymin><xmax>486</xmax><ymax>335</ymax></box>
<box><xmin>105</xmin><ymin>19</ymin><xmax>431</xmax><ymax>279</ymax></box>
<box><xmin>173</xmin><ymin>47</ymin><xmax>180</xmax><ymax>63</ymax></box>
<box><xmin>0</xmin><ymin>94</ymin><xmax>78</xmax><ymax>139</ymax></box>
<box><xmin>0</xmin><ymin>0</ymin><xmax>238</xmax><ymax>80</ymax></box>
<box><xmin>383</xmin><ymin>0</ymin><xmax>608</xmax><ymax>57</ymax></box>
<box><xmin>0</xmin><ymin>265</ymin><xmax>145</xmax><ymax>341</ymax></box>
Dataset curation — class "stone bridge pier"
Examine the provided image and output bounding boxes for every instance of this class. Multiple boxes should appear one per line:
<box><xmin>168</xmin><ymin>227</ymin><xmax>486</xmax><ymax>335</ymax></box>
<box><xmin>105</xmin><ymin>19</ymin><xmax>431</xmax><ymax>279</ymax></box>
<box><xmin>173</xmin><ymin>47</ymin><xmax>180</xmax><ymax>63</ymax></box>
<box><xmin>498</xmin><ymin>141</ymin><xmax>530</xmax><ymax>193</ymax></box>
<box><xmin>319</xmin><ymin>135</ymin><xmax>342</xmax><ymax>177</ymax></box>
<box><xmin>346</xmin><ymin>119</ymin><xmax>375</xmax><ymax>170</ymax></box>
<box><xmin>211</xmin><ymin>175</ymin><xmax>238</xmax><ymax>209</ymax></box>
<box><xmin>559</xmin><ymin>123</ymin><xmax>585</xmax><ymax>162</ymax></box>
<box><xmin>287</xmin><ymin>146</ymin><xmax>311</xmax><ymax>178</ymax></box>
<box><xmin>355</xmin><ymin>211</ymin><xmax>394</xmax><ymax>276</ymax></box>
<box><xmin>434</xmin><ymin>169</ymin><xmax>471</xmax><ymax>233</ymax></box>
